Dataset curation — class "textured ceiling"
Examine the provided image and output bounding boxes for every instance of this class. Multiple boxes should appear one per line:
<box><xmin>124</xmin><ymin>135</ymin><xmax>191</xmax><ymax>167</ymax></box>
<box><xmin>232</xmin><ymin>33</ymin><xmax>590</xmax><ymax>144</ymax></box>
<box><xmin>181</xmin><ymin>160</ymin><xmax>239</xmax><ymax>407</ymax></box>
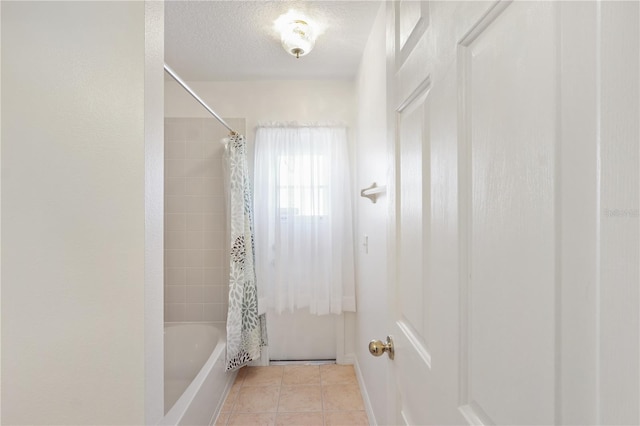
<box><xmin>165</xmin><ymin>0</ymin><xmax>382</xmax><ymax>81</ymax></box>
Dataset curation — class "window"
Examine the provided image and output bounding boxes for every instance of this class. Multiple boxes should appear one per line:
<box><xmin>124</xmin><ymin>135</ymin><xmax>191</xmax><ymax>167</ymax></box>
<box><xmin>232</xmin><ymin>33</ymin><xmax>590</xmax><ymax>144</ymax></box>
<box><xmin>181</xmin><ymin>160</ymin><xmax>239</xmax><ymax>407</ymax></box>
<box><xmin>253</xmin><ymin>125</ymin><xmax>356</xmax><ymax>315</ymax></box>
<box><xmin>278</xmin><ymin>154</ymin><xmax>328</xmax><ymax>218</ymax></box>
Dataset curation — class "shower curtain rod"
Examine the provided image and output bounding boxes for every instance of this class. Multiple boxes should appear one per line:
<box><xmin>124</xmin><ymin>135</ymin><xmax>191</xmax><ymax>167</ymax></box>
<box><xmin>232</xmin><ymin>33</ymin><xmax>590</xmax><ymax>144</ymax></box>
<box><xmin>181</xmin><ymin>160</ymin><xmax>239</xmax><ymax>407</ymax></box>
<box><xmin>164</xmin><ymin>63</ymin><xmax>237</xmax><ymax>135</ymax></box>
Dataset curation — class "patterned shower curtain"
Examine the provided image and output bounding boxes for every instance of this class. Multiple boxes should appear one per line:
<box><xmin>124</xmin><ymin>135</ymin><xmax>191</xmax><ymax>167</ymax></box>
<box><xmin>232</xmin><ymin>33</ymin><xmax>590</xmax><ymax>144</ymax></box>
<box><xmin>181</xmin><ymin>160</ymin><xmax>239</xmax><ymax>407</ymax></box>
<box><xmin>223</xmin><ymin>134</ymin><xmax>267</xmax><ymax>371</ymax></box>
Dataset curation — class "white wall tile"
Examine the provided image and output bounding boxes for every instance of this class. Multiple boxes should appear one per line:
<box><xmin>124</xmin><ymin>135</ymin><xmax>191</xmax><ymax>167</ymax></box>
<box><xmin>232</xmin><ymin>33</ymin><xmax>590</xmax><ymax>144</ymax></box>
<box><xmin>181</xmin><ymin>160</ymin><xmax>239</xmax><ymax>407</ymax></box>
<box><xmin>203</xmin><ymin>250</ymin><xmax>223</xmax><ymax>268</ymax></box>
<box><xmin>165</xmin><ymin>250</ymin><xmax>187</xmax><ymax>268</ymax></box>
<box><xmin>213</xmin><ymin>285</ymin><xmax>225</xmax><ymax>302</ymax></box>
<box><xmin>203</xmin><ymin>142</ymin><xmax>224</xmax><ymax>159</ymax></box>
<box><xmin>166</xmin><ymin>159</ymin><xmax>186</xmax><ymax>177</ymax></box>
<box><xmin>202</xmin><ymin>197</ymin><xmax>219</xmax><ymax>214</ymax></box>
<box><xmin>220</xmin><ymin>303</ymin><xmax>228</xmax><ymax>322</ymax></box>
<box><xmin>203</xmin><ymin>268</ymin><xmax>224</xmax><ymax>286</ymax></box>
<box><xmin>186</xmin><ymin>230</ymin><xmax>203</xmax><ymax>250</ymax></box>
<box><xmin>186</xmin><ymin>285</ymin><xmax>204</xmax><ymax>303</ymax></box>
<box><xmin>186</xmin><ymin>268</ymin><xmax>203</xmax><ymax>286</ymax></box>
<box><xmin>185</xmin><ymin>119</ymin><xmax>203</xmax><ymax>141</ymax></box>
<box><xmin>165</xmin><ymin>119</ymin><xmax>186</xmax><ymax>141</ymax></box>
<box><xmin>203</xmin><ymin>178</ymin><xmax>224</xmax><ymax>197</ymax></box>
<box><xmin>184</xmin><ymin>250</ymin><xmax>204</xmax><ymax>268</ymax></box>
<box><xmin>166</xmin><ymin>286</ymin><xmax>186</xmax><ymax>303</ymax></box>
<box><xmin>185</xmin><ymin>196</ymin><xmax>205</xmax><ymax>214</ymax></box>
<box><xmin>184</xmin><ymin>303</ymin><xmax>203</xmax><ymax>321</ymax></box>
<box><xmin>165</xmin><ymin>118</ymin><xmax>232</xmax><ymax>324</ymax></box>
<box><xmin>165</xmin><ymin>196</ymin><xmax>186</xmax><ymax>214</ymax></box>
<box><xmin>185</xmin><ymin>141</ymin><xmax>204</xmax><ymax>159</ymax></box>
<box><xmin>185</xmin><ymin>177</ymin><xmax>205</xmax><ymax>196</ymax></box>
<box><xmin>186</xmin><ymin>214</ymin><xmax>204</xmax><ymax>231</ymax></box>
<box><xmin>203</xmin><ymin>232</ymin><xmax>223</xmax><ymax>250</ymax></box>
<box><xmin>203</xmin><ymin>214</ymin><xmax>224</xmax><ymax>232</ymax></box>
<box><xmin>203</xmin><ymin>303</ymin><xmax>223</xmax><ymax>322</ymax></box>
<box><xmin>166</xmin><ymin>303</ymin><xmax>186</xmax><ymax>322</ymax></box>
<box><xmin>165</xmin><ymin>230</ymin><xmax>187</xmax><ymax>250</ymax></box>
<box><xmin>165</xmin><ymin>267</ymin><xmax>186</xmax><ymax>286</ymax></box>
<box><xmin>201</xmin><ymin>158</ymin><xmax>221</xmax><ymax>178</ymax></box>
<box><xmin>184</xmin><ymin>158</ymin><xmax>204</xmax><ymax>177</ymax></box>
<box><xmin>213</xmin><ymin>197</ymin><xmax>226</xmax><ymax>215</ymax></box>
<box><xmin>165</xmin><ymin>214</ymin><xmax>186</xmax><ymax>231</ymax></box>
<box><xmin>222</xmin><ymin>284</ymin><xmax>229</xmax><ymax>301</ymax></box>
<box><xmin>165</xmin><ymin>177</ymin><xmax>185</xmax><ymax>196</ymax></box>
<box><xmin>165</xmin><ymin>141</ymin><xmax>186</xmax><ymax>159</ymax></box>
<box><xmin>202</xmin><ymin>285</ymin><xmax>222</xmax><ymax>303</ymax></box>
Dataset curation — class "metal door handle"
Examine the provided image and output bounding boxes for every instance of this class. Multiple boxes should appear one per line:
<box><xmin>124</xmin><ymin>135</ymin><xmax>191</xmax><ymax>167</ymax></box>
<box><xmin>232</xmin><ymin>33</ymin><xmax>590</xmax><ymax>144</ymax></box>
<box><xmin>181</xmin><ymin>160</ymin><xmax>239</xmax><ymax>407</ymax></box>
<box><xmin>368</xmin><ymin>335</ymin><xmax>394</xmax><ymax>360</ymax></box>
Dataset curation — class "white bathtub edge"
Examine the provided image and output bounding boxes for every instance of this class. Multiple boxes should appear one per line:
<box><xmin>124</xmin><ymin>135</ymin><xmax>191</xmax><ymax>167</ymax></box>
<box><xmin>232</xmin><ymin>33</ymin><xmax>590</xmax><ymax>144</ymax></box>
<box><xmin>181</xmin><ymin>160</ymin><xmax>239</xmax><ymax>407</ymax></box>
<box><xmin>160</xmin><ymin>324</ymin><xmax>230</xmax><ymax>426</ymax></box>
<box><xmin>208</xmin><ymin>368</ymin><xmax>237</xmax><ymax>426</ymax></box>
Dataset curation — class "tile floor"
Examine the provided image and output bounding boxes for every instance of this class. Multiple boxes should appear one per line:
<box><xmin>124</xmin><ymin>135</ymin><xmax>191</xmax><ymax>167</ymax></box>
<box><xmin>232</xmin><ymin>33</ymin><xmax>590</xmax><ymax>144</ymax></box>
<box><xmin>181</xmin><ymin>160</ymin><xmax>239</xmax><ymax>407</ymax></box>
<box><xmin>215</xmin><ymin>365</ymin><xmax>370</xmax><ymax>426</ymax></box>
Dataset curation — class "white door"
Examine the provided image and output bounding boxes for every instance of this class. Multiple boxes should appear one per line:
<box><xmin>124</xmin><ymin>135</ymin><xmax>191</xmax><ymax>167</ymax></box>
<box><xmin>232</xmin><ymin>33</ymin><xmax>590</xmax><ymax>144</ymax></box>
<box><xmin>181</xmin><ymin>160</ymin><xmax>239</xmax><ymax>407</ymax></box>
<box><xmin>385</xmin><ymin>1</ymin><xmax>639</xmax><ymax>424</ymax></box>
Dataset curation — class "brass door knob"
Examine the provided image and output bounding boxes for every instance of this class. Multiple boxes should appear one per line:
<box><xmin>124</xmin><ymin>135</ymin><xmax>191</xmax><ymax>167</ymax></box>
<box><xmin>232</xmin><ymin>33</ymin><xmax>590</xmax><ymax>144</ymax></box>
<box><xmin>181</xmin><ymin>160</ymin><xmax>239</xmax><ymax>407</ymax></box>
<box><xmin>368</xmin><ymin>336</ymin><xmax>394</xmax><ymax>360</ymax></box>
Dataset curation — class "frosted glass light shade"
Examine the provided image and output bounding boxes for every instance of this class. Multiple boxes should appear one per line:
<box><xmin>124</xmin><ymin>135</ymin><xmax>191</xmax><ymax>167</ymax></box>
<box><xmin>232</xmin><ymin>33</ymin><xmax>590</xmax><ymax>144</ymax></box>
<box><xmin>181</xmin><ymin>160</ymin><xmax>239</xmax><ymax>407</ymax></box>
<box><xmin>281</xmin><ymin>20</ymin><xmax>315</xmax><ymax>58</ymax></box>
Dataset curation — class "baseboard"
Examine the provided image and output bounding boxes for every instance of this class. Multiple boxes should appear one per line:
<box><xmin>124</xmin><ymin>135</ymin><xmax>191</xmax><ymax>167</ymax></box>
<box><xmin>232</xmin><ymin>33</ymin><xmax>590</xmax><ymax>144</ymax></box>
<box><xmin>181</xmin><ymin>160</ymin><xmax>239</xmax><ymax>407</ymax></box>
<box><xmin>337</xmin><ymin>352</ymin><xmax>355</xmax><ymax>365</ymax></box>
<box><xmin>353</xmin><ymin>355</ymin><xmax>377</xmax><ymax>426</ymax></box>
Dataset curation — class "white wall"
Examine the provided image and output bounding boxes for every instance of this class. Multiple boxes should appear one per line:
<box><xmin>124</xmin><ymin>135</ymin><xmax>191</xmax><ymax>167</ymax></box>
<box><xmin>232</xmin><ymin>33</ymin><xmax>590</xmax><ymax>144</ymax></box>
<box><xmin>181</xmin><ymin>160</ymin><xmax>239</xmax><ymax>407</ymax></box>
<box><xmin>0</xmin><ymin>2</ymin><xmax>3</xmax><ymax>421</ymax></box>
<box><xmin>1</xmin><ymin>2</ymin><xmax>164</xmax><ymax>424</ymax></box>
<box><xmin>165</xmin><ymin>80</ymin><xmax>355</xmax><ymax>127</ymax></box>
<box><xmin>165</xmin><ymin>80</ymin><xmax>357</xmax><ymax>360</ymax></box>
<box><xmin>144</xmin><ymin>2</ymin><xmax>165</xmax><ymax>423</ymax></box>
<box><xmin>353</xmin><ymin>5</ymin><xmax>388</xmax><ymax>425</ymax></box>
<box><xmin>166</xmin><ymin>80</ymin><xmax>356</xmax><ymax>177</ymax></box>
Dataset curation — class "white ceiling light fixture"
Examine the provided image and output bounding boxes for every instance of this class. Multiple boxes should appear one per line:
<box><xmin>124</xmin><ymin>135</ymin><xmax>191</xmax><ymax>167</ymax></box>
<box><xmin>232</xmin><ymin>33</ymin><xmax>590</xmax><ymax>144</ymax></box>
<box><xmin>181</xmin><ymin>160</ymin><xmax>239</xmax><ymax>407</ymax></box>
<box><xmin>275</xmin><ymin>11</ymin><xmax>320</xmax><ymax>59</ymax></box>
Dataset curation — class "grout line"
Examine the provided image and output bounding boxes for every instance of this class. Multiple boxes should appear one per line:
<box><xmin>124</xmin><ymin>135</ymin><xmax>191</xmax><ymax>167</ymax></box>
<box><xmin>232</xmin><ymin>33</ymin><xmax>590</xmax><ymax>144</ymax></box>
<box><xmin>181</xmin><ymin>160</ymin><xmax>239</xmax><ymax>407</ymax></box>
<box><xmin>273</xmin><ymin>367</ymin><xmax>284</xmax><ymax>419</ymax></box>
<box><xmin>321</xmin><ymin>378</ymin><xmax>327</xmax><ymax>426</ymax></box>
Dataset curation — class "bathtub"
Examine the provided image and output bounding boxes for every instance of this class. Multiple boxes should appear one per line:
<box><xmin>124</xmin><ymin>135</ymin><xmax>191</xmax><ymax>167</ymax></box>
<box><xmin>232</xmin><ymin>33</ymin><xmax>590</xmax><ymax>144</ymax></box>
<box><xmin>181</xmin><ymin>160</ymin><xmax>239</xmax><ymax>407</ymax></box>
<box><xmin>160</xmin><ymin>323</ymin><xmax>236</xmax><ymax>426</ymax></box>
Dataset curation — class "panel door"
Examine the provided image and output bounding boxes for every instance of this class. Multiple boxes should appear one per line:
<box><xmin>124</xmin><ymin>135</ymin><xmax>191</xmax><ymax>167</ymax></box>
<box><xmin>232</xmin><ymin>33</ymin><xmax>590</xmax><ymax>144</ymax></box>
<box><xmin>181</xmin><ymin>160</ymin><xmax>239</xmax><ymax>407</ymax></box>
<box><xmin>386</xmin><ymin>1</ymin><xmax>639</xmax><ymax>425</ymax></box>
<box><xmin>387</xmin><ymin>1</ymin><xmax>451</xmax><ymax>424</ymax></box>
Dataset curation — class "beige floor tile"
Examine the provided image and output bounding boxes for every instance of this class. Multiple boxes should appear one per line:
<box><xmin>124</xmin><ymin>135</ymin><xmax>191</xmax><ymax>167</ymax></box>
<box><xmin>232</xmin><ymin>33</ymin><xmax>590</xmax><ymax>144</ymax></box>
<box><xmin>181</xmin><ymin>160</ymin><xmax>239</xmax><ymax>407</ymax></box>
<box><xmin>322</xmin><ymin>384</ymin><xmax>365</xmax><ymax>411</ymax></box>
<box><xmin>282</xmin><ymin>365</ymin><xmax>321</xmax><ymax>386</ymax></box>
<box><xmin>227</xmin><ymin>412</ymin><xmax>276</xmax><ymax>426</ymax></box>
<box><xmin>234</xmin><ymin>386</ymin><xmax>280</xmax><ymax>413</ymax></box>
<box><xmin>221</xmin><ymin>367</ymin><xmax>248</xmax><ymax>412</ymax></box>
<box><xmin>221</xmin><ymin>389</ymin><xmax>238</xmax><ymax>413</ymax></box>
<box><xmin>243</xmin><ymin>366</ymin><xmax>284</xmax><ymax>387</ymax></box>
<box><xmin>275</xmin><ymin>412</ymin><xmax>324</xmax><ymax>426</ymax></box>
<box><xmin>320</xmin><ymin>364</ymin><xmax>357</xmax><ymax>385</ymax></box>
<box><xmin>234</xmin><ymin>367</ymin><xmax>248</xmax><ymax>384</ymax></box>
<box><xmin>230</xmin><ymin>380</ymin><xmax>243</xmax><ymax>394</ymax></box>
<box><xmin>215</xmin><ymin>412</ymin><xmax>230</xmax><ymax>426</ymax></box>
<box><xmin>278</xmin><ymin>385</ymin><xmax>323</xmax><ymax>412</ymax></box>
<box><xmin>324</xmin><ymin>411</ymin><xmax>369</xmax><ymax>426</ymax></box>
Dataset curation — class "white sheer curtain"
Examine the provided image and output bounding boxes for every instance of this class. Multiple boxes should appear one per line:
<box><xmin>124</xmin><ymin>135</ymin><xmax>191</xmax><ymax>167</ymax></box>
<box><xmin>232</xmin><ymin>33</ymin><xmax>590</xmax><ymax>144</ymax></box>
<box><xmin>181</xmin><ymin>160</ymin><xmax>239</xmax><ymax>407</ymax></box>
<box><xmin>254</xmin><ymin>124</ymin><xmax>355</xmax><ymax>315</ymax></box>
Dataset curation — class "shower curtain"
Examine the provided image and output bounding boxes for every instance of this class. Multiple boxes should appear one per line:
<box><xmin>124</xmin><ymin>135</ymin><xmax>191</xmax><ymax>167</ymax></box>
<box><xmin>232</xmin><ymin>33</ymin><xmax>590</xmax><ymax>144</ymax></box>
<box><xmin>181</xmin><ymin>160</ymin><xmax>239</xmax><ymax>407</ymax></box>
<box><xmin>223</xmin><ymin>134</ymin><xmax>267</xmax><ymax>371</ymax></box>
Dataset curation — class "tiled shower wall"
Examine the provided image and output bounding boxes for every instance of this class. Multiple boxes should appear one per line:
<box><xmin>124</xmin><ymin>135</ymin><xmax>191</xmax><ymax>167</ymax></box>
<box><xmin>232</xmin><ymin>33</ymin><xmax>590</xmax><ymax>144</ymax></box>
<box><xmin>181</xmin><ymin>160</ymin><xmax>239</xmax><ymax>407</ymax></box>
<box><xmin>164</xmin><ymin>117</ymin><xmax>246</xmax><ymax>322</ymax></box>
